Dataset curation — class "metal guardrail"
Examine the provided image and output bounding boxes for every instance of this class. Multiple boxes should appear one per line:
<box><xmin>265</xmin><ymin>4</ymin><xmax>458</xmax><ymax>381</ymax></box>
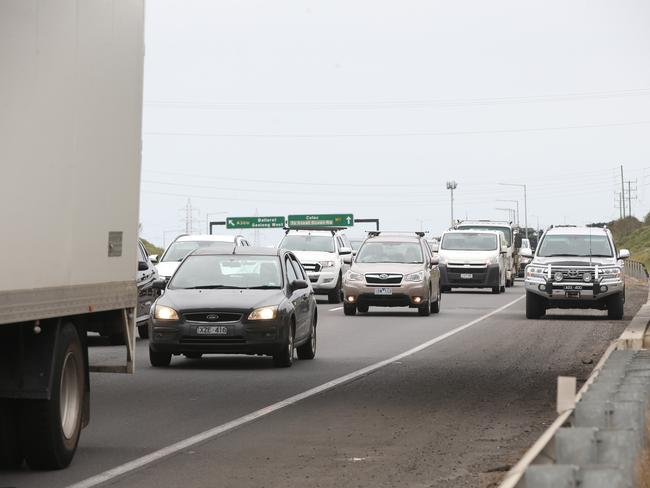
<box><xmin>625</xmin><ymin>260</ymin><xmax>649</xmax><ymax>281</ymax></box>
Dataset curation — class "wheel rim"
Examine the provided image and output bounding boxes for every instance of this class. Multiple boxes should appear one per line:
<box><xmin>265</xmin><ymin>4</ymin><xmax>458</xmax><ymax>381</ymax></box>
<box><xmin>60</xmin><ymin>351</ymin><xmax>81</xmax><ymax>440</ymax></box>
<box><xmin>311</xmin><ymin>324</ymin><xmax>317</xmax><ymax>351</ymax></box>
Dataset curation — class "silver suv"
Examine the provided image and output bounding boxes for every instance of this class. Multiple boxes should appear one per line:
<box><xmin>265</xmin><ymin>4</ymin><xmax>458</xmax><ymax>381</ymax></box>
<box><xmin>523</xmin><ymin>226</ymin><xmax>630</xmax><ymax>319</ymax></box>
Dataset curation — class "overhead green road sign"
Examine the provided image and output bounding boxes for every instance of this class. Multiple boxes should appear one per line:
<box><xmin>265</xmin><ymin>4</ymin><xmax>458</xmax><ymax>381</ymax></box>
<box><xmin>226</xmin><ymin>216</ymin><xmax>285</xmax><ymax>229</ymax></box>
<box><xmin>288</xmin><ymin>214</ymin><xmax>354</xmax><ymax>228</ymax></box>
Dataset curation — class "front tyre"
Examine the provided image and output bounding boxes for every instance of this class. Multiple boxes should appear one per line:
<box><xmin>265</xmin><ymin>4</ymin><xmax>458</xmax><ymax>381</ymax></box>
<box><xmin>431</xmin><ymin>285</ymin><xmax>441</xmax><ymax>314</ymax></box>
<box><xmin>273</xmin><ymin>326</ymin><xmax>294</xmax><ymax>368</ymax></box>
<box><xmin>526</xmin><ymin>291</ymin><xmax>546</xmax><ymax>319</ymax></box>
<box><xmin>357</xmin><ymin>303</ymin><xmax>369</xmax><ymax>313</ymax></box>
<box><xmin>296</xmin><ymin>317</ymin><xmax>317</xmax><ymax>360</ymax></box>
<box><xmin>328</xmin><ymin>275</ymin><xmax>342</xmax><ymax>304</ymax></box>
<box><xmin>149</xmin><ymin>347</ymin><xmax>172</xmax><ymax>367</ymax></box>
<box><xmin>20</xmin><ymin>322</ymin><xmax>84</xmax><ymax>470</ymax></box>
<box><xmin>343</xmin><ymin>302</ymin><xmax>357</xmax><ymax>316</ymax></box>
<box><xmin>137</xmin><ymin>324</ymin><xmax>149</xmax><ymax>339</ymax></box>
<box><xmin>607</xmin><ymin>292</ymin><xmax>625</xmax><ymax>320</ymax></box>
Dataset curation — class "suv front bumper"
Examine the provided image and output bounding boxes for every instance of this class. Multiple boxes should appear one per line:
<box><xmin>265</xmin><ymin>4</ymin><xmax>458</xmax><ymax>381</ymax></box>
<box><xmin>525</xmin><ymin>278</ymin><xmax>624</xmax><ymax>301</ymax></box>
<box><xmin>306</xmin><ymin>269</ymin><xmax>339</xmax><ymax>292</ymax></box>
<box><xmin>342</xmin><ymin>280</ymin><xmax>429</xmax><ymax>308</ymax></box>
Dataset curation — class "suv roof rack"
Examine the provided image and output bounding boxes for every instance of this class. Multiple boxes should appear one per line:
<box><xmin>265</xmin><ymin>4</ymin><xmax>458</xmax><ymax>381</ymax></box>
<box><xmin>367</xmin><ymin>231</ymin><xmax>427</xmax><ymax>238</ymax></box>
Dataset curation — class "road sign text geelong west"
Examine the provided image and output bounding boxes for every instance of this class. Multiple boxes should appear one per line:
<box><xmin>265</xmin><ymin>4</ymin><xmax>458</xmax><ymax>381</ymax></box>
<box><xmin>226</xmin><ymin>216</ymin><xmax>285</xmax><ymax>229</ymax></box>
<box><xmin>287</xmin><ymin>214</ymin><xmax>354</xmax><ymax>228</ymax></box>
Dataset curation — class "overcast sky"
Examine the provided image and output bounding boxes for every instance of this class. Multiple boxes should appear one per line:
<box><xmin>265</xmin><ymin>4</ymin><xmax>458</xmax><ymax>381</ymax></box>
<box><xmin>140</xmin><ymin>0</ymin><xmax>650</xmax><ymax>247</ymax></box>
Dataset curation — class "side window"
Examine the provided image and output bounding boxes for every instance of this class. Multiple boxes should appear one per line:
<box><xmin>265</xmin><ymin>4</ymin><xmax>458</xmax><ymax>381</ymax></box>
<box><xmin>336</xmin><ymin>236</ymin><xmax>344</xmax><ymax>251</ymax></box>
<box><xmin>290</xmin><ymin>257</ymin><xmax>306</xmax><ymax>281</ymax></box>
<box><xmin>137</xmin><ymin>243</ymin><xmax>146</xmax><ymax>262</ymax></box>
<box><xmin>285</xmin><ymin>256</ymin><xmax>298</xmax><ymax>283</ymax></box>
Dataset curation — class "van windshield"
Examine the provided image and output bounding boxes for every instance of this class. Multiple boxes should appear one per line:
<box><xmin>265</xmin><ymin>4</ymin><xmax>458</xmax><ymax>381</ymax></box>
<box><xmin>280</xmin><ymin>235</ymin><xmax>335</xmax><ymax>253</ymax></box>
<box><xmin>458</xmin><ymin>225</ymin><xmax>511</xmax><ymax>246</ymax></box>
<box><xmin>162</xmin><ymin>241</ymin><xmax>233</xmax><ymax>262</ymax></box>
<box><xmin>441</xmin><ymin>233</ymin><xmax>498</xmax><ymax>251</ymax></box>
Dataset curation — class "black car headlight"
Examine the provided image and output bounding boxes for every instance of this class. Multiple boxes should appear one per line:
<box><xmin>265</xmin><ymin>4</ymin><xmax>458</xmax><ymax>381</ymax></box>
<box><xmin>248</xmin><ymin>306</ymin><xmax>278</xmax><ymax>321</ymax></box>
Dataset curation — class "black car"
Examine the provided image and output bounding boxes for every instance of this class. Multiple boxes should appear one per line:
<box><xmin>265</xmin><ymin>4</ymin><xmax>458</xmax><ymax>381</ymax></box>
<box><xmin>148</xmin><ymin>246</ymin><xmax>317</xmax><ymax>368</ymax></box>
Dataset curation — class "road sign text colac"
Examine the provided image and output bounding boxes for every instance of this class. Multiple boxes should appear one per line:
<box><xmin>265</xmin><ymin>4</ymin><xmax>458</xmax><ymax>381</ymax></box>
<box><xmin>287</xmin><ymin>214</ymin><xmax>354</xmax><ymax>228</ymax></box>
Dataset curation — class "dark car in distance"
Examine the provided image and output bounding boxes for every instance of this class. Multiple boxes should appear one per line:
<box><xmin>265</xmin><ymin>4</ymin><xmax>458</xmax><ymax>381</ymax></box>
<box><xmin>148</xmin><ymin>246</ymin><xmax>317</xmax><ymax>368</ymax></box>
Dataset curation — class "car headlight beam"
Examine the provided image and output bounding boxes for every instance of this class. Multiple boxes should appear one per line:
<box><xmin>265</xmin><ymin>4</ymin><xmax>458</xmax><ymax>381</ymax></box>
<box><xmin>154</xmin><ymin>305</ymin><xmax>179</xmax><ymax>321</ymax></box>
<box><xmin>248</xmin><ymin>306</ymin><xmax>278</xmax><ymax>321</ymax></box>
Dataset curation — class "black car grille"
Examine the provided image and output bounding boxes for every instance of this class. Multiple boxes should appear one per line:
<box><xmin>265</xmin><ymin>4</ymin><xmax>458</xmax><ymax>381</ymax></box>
<box><xmin>365</xmin><ymin>274</ymin><xmax>403</xmax><ymax>285</ymax></box>
<box><xmin>184</xmin><ymin>312</ymin><xmax>242</xmax><ymax>323</ymax></box>
<box><xmin>302</xmin><ymin>263</ymin><xmax>322</xmax><ymax>272</ymax></box>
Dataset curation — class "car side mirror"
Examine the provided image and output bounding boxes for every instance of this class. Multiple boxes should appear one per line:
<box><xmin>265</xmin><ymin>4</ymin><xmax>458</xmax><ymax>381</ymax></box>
<box><xmin>618</xmin><ymin>249</ymin><xmax>630</xmax><ymax>260</ymax></box>
<box><xmin>149</xmin><ymin>254</ymin><xmax>159</xmax><ymax>264</ymax></box>
<box><xmin>339</xmin><ymin>247</ymin><xmax>352</xmax><ymax>255</ymax></box>
<box><xmin>290</xmin><ymin>279</ymin><xmax>309</xmax><ymax>292</ymax></box>
<box><xmin>342</xmin><ymin>254</ymin><xmax>353</xmax><ymax>265</ymax></box>
<box><xmin>138</xmin><ymin>261</ymin><xmax>149</xmax><ymax>271</ymax></box>
<box><xmin>430</xmin><ymin>257</ymin><xmax>439</xmax><ymax>266</ymax></box>
<box><xmin>152</xmin><ymin>279</ymin><xmax>167</xmax><ymax>290</ymax></box>
<box><xmin>519</xmin><ymin>248</ymin><xmax>533</xmax><ymax>258</ymax></box>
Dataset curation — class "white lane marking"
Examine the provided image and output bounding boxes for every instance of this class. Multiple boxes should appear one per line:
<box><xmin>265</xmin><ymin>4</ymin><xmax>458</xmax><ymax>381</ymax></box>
<box><xmin>329</xmin><ymin>306</ymin><xmax>343</xmax><ymax>311</ymax></box>
<box><xmin>67</xmin><ymin>295</ymin><xmax>525</xmax><ymax>488</ymax></box>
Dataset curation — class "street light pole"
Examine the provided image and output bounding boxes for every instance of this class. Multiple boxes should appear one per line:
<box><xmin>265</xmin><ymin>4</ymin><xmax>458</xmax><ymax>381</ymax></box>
<box><xmin>499</xmin><ymin>182</ymin><xmax>528</xmax><ymax>239</ymax></box>
<box><xmin>446</xmin><ymin>181</ymin><xmax>458</xmax><ymax>227</ymax></box>
<box><xmin>497</xmin><ymin>199</ymin><xmax>519</xmax><ymax>225</ymax></box>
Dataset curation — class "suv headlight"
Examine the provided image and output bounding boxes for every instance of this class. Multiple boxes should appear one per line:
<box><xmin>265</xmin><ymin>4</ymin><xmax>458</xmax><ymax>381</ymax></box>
<box><xmin>248</xmin><ymin>306</ymin><xmax>278</xmax><ymax>321</ymax></box>
<box><xmin>154</xmin><ymin>305</ymin><xmax>179</xmax><ymax>321</ymax></box>
<box><xmin>345</xmin><ymin>271</ymin><xmax>363</xmax><ymax>282</ymax></box>
<box><xmin>405</xmin><ymin>271</ymin><xmax>425</xmax><ymax>282</ymax></box>
<box><xmin>600</xmin><ymin>267</ymin><xmax>622</xmax><ymax>278</ymax></box>
<box><xmin>526</xmin><ymin>266</ymin><xmax>547</xmax><ymax>279</ymax></box>
<box><xmin>319</xmin><ymin>260</ymin><xmax>336</xmax><ymax>268</ymax></box>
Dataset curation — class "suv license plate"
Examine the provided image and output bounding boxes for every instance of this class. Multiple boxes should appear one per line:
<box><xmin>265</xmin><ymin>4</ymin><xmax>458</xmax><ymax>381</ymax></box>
<box><xmin>460</xmin><ymin>273</ymin><xmax>473</xmax><ymax>279</ymax></box>
<box><xmin>196</xmin><ymin>326</ymin><xmax>228</xmax><ymax>335</ymax></box>
<box><xmin>565</xmin><ymin>285</ymin><xmax>583</xmax><ymax>291</ymax></box>
<box><xmin>374</xmin><ymin>287</ymin><xmax>393</xmax><ymax>295</ymax></box>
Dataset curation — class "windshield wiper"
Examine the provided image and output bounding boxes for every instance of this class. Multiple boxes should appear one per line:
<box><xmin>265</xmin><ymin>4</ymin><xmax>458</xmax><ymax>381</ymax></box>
<box><xmin>542</xmin><ymin>254</ymin><xmax>584</xmax><ymax>257</ymax></box>
<box><xmin>247</xmin><ymin>285</ymin><xmax>281</xmax><ymax>289</ymax></box>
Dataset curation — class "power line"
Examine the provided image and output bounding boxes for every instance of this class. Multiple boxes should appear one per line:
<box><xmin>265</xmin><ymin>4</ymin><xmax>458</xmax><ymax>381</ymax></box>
<box><xmin>143</xmin><ymin>120</ymin><xmax>650</xmax><ymax>139</ymax></box>
<box><xmin>144</xmin><ymin>87</ymin><xmax>650</xmax><ymax>111</ymax></box>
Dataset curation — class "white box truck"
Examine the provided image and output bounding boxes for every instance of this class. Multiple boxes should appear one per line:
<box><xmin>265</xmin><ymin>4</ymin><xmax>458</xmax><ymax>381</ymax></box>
<box><xmin>0</xmin><ymin>1</ymin><xmax>145</xmax><ymax>469</ymax></box>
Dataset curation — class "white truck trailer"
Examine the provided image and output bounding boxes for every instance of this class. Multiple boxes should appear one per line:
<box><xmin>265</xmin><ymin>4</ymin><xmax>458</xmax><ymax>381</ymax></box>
<box><xmin>0</xmin><ymin>1</ymin><xmax>145</xmax><ymax>469</ymax></box>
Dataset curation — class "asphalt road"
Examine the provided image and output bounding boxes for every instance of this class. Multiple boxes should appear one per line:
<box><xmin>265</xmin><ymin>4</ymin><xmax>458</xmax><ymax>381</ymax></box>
<box><xmin>2</xmin><ymin>280</ymin><xmax>647</xmax><ymax>488</ymax></box>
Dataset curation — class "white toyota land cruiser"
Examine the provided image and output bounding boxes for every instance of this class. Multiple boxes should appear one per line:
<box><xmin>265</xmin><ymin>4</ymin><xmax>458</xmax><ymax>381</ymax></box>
<box><xmin>279</xmin><ymin>229</ymin><xmax>353</xmax><ymax>303</ymax></box>
<box><xmin>522</xmin><ymin>226</ymin><xmax>630</xmax><ymax>320</ymax></box>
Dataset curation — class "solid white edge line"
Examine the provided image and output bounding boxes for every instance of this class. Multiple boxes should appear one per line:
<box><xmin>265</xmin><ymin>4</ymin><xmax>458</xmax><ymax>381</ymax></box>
<box><xmin>329</xmin><ymin>306</ymin><xmax>343</xmax><ymax>311</ymax></box>
<box><xmin>67</xmin><ymin>294</ymin><xmax>525</xmax><ymax>488</ymax></box>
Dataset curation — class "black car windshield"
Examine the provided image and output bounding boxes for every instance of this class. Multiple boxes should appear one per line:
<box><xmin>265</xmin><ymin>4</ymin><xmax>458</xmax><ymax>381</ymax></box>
<box><xmin>537</xmin><ymin>235</ymin><xmax>613</xmax><ymax>258</ymax></box>
<box><xmin>356</xmin><ymin>242</ymin><xmax>423</xmax><ymax>264</ymax></box>
<box><xmin>162</xmin><ymin>240</ymin><xmax>233</xmax><ymax>262</ymax></box>
<box><xmin>280</xmin><ymin>235</ymin><xmax>335</xmax><ymax>253</ymax></box>
<box><xmin>458</xmin><ymin>226</ymin><xmax>511</xmax><ymax>246</ymax></box>
<box><xmin>441</xmin><ymin>233</ymin><xmax>497</xmax><ymax>251</ymax></box>
<box><xmin>169</xmin><ymin>255</ymin><xmax>283</xmax><ymax>289</ymax></box>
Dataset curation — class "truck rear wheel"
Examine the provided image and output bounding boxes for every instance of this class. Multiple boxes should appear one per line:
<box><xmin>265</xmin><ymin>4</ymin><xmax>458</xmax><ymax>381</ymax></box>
<box><xmin>0</xmin><ymin>400</ymin><xmax>22</xmax><ymax>468</ymax></box>
<box><xmin>20</xmin><ymin>322</ymin><xmax>84</xmax><ymax>470</ymax></box>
